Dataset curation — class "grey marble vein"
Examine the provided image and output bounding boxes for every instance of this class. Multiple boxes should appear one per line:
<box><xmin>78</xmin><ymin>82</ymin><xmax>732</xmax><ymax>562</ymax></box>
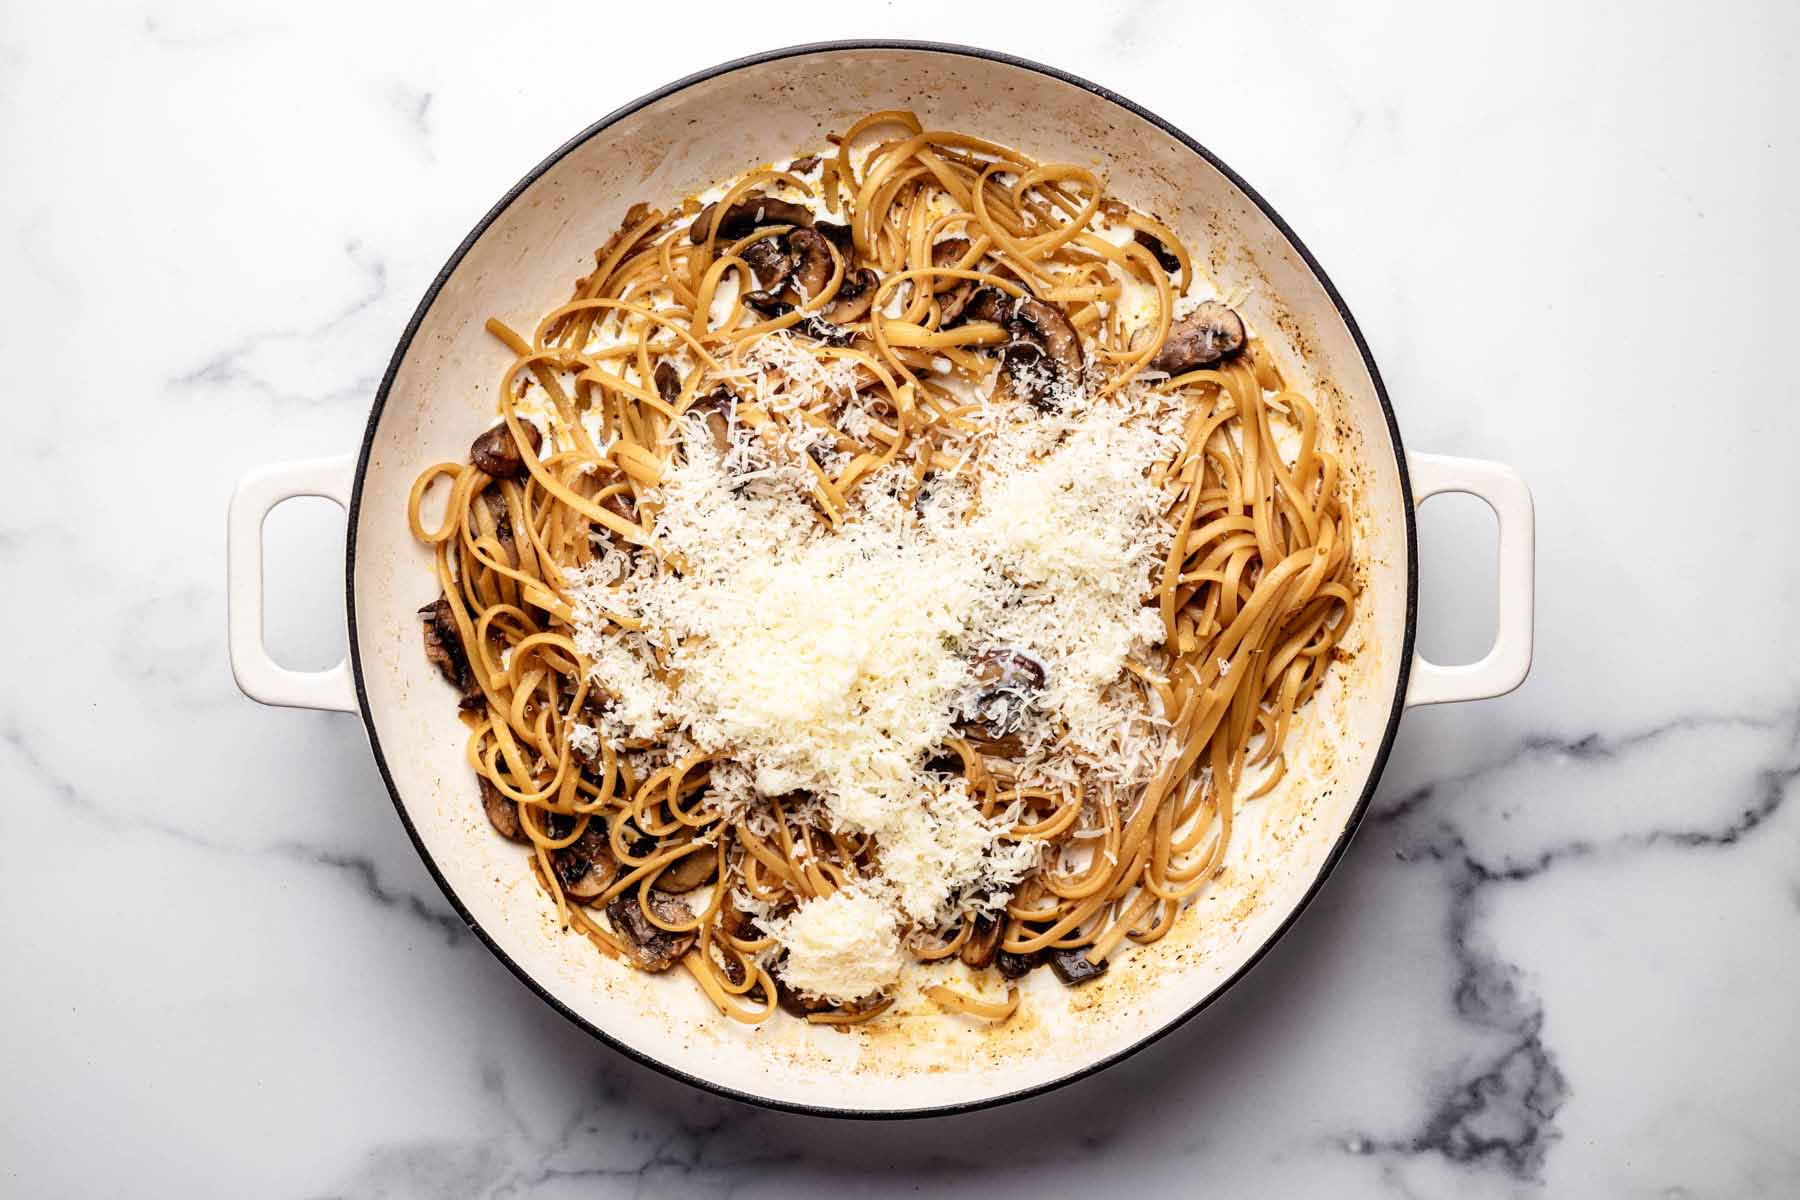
<box><xmin>169</xmin><ymin>240</ymin><xmax>390</xmax><ymax>407</ymax></box>
<box><xmin>1379</xmin><ymin>707</ymin><xmax>1800</xmax><ymax>870</ymax></box>
<box><xmin>1338</xmin><ymin>705</ymin><xmax>1800</xmax><ymax>1187</ymax></box>
<box><xmin>1</xmin><ymin>719</ymin><xmax>464</xmax><ymax>944</ymax></box>
<box><xmin>1347</xmin><ymin>821</ymin><xmax>1570</xmax><ymax>1183</ymax></box>
<box><xmin>141</xmin><ymin>11</ymin><xmax>282</xmax><ymax>50</ymax></box>
<box><xmin>389</xmin><ymin>82</ymin><xmax>436</xmax><ymax>159</ymax></box>
<box><xmin>4</xmin><ymin>4</ymin><xmax>1799</xmax><ymax>1196</ymax></box>
<box><xmin>267</xmin><ymin>840</ymin><xmax>469</xmax><ymax>945</ymax></box>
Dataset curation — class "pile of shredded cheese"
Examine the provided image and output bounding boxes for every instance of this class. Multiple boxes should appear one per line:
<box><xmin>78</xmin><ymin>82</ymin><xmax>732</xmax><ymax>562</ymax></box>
<box><xmin>565</xmin><ymin>335</ymin><xmax>1187</xmax><ymax>1001</ymax></box>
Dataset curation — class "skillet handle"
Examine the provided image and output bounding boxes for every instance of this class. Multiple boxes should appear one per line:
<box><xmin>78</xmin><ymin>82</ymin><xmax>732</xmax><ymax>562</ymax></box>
<box><xmin>227</xmin><ymin>455</ymin><xmax>359</xmax><ymax>712</ymax></box>
<box><xmin>1403</xmin><ymin>452</ymin><xmax>1535</xmax><ymax>707</ymax></box>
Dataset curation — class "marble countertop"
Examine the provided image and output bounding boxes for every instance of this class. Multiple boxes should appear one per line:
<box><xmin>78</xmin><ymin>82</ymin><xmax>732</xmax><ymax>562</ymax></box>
<box><xmin>5</xmin><ymin>2</ymin><xmax>1797</xmax><ymax>1196</ymax></box>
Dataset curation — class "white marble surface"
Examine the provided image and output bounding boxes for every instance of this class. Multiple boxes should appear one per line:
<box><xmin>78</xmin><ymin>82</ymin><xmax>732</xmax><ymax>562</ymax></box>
<box><xmin>4</xmin><ymin>2</ymin><xmax>1798</xmax><ymax>1195</ymax></box>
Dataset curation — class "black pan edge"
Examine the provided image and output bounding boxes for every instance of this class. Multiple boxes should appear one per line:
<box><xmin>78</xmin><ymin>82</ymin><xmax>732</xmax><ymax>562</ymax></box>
<box><xmin>343</xmin><ymin>38</ymin><xmax>1418</xmax><ymax>1121</ymax></box>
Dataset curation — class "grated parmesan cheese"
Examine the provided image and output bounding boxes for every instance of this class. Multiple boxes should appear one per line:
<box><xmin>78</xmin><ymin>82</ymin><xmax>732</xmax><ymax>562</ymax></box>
<box><xmin>761</xmin><ymin>887</ymin><xmax>907</xmax><ymax>1003</ymax></box>
<box><xmin>566</xmin><ymin>722</ymin><xmax>601</xmax><ymax>761</ymax></box>
<box><xmin>563</xmin><ymin>330</ymin><xmax>1188</xmax><ymax>981</ymax></box>
<box><xmin>878</xmin><ymin>781</ymin><xmax>1041</xmax><ymax>926</ymax></box>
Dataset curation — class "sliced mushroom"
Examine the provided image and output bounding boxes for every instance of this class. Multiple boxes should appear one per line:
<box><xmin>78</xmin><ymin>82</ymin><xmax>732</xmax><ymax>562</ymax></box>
<box><xmin>923</xmin><ymin>744</ymin><xmax>963</xmax><ymax>775</ymax></box>
<box><xmin>740</xmin><ymin>290</ymin><xmax>793</xmax><ymax>319</ymax></box>
<box><xmin>1011</xmin><ymin>296</ymin><xmax>1084</xmax><ymax>378</ymax></box>
<box><xmin>966</xmin><ymin>647</ymin><xmax>1046</xmax><ymax>737</ymax></box>
<box><xmin>685</xmin><ymin>386</ymin><xmax>735</xmax><ymax>454</ymax></box>
<box><xmin>996</xmin><ymin>947</ymin><xmax>1044</xmax><ymax>980</ymax></box>
<box><xmin>719</xmin><ymin>903</ymin><xmax>757</xmax><ymax>941</ymax></box>
<box><xmin>469</xmin><ymin>420</ymin><xmax>543</xmax><ymax>479</ymax></box>
<box><xmin>688</xmin><ymin>194</ymin><xmax>814</xmax><ymax>244</ymax></box>
<box><xmin>938</xmin><ymin>284</ymin><xmax>976</xmax><ymax>326</ymax></box>
<box><xmin>653</xmin><ymin>361</ymin><xmax>680</xmax><ymax>406</ymax></box>
<box><xmin>911</xmin><ymin>469</ymin><xmax>942</xmax><ymax>517</ymax></box>
<box><xmin>651</xmin><ymin>848</ymin><xmax>717</xmax><ymax>894</ymax></box>
<box><xmin>958</xmin><ymin>293</ymin><xmax>1082</xmax><ymax>411</ymax></box>
<box><xmin>794</xmin><ymin>316</ymin><xmax>854</xmax><ymax>347</ymax></box>
<box><xmin>1048</xmin><ymin>947</ymin><xmax>1109</xmax><ymax>986</ymax></box>
<box><xmin>606</xmin><ymin>891</ymin><xmax>698</xmax><ymax>972</ymax></box>
<box><xmin>821</xmin><ymin>267</ymin><xmax>878</xmax><ymax>324</ymax></box>
<box><xmin>478</xmin><ymin>776</ymin><xmax>526</xmax><ymax>843</ymax></box>
<box><xmin>930</xmin><ymin>238</ymin><xmax>972</xmax><ymax>294</ymax></box>
<box><xmin>739</xmin><ymin>234</ymin><xmax>796</xmax><ymax>291</ymax></box>
<box><xmin>783</xmin><ymin>227</ymin><xmax>833</xmax><ymax>302</ymax></box>
<box><xmin>1149</xmin><ymin>301</ymin><xmax>1247</xmax><ymax>374</ymax></box>
<box><xmin>714</xmin><ymin>942</ymin><xmax>749</xmax><ymax>987</ymax></box>
<box><xmin>1132</xmin><ymin>228</ymin><xmax>1182</xmax><ymax>274</ymax></box>
<box><xmin>776</xmin><ymin>973</ymin><xmax>832</xmax><ymax>1018</ymax></box>
<box><xmin>418</xmin><ymin>596</ymin><xmax>482</xmax><ymax>710</ymax></box>
<box><xmin>960</xmin><ymin>916</ymin><xmax>1003</xmax><ymax>970</ymax></box>
<box><xmin>484</xmin><ymin>490</ymin><xmax>514</xmax><ymax>551</ymax></box>
<box><xmin>813</xmin><ymin>221</ymin><xmax>854</xmax><ymax>253</ymax></box>
<box><xmin>598</xmin><ymin>485</ymin><xmax>636</xmax><ymax>525</ymax></box>
<box><xmin>945</xmin><ymin>284</ymin><xmax>1009</xmax><ymax>328</ymax></box>
<box><xmin>553</xmin><ymin>820</ymin><xmax>619</xmax><ymax>904</ymax></box>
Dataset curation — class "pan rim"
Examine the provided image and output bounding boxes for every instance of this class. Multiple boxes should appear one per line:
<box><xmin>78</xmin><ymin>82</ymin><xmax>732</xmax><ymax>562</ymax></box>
<box><xmin>343</xmin><ymin>38</ymin><xmax>1418</xmax><ymax>1120</ymax></box>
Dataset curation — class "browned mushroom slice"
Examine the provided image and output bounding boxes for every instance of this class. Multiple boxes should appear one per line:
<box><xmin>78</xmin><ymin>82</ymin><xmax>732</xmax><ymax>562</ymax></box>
<box><xmin>984</xmin><ymin>295</ymin><xmax>1085</xmax><ymax>411</ymax></box>
<box><xmin>598</xmin><ymin>485</ymin><xmax>636</xmax><ymax>526</ymax></box>
<box><xmin>653</xmin><ymin>361</ymin><xmax>680</xmax><ymax>406</ymax></box>
<box><xmin>651</xmin><ymin>848</ymin><xmax>717</xmax><ymax>894</ymax></box>
<box><xmin>938</xmin><ymin>283</ymin><xmax>976</xmax><ymax>325</ymax></box>
<box><xmin>923</xmin><ymin>743</ymin><xmax>963</xmax><ymax>774</ymax></box>
<box><xmin>783</xmin><ymin>227</ymin><xmax>834</xmax><ymax>302</ymax></box>
<box><xmin>777</xmin><ymin>976</ymin><xmax>833</xmax><ymax>1018</ymax></box>
<box><xmin>931</xmin><ymin>255</ymin><xmax>980</xmax><ymax>331</ymax></box>
<box><xmin>553</xmin><ymin>821</ymin><xmax>619</xmax><ymax>904</ymax></box>
<box><xmin>740</xmin><ymin>290</ymin><xmax>793</xmax><ymax>318</ymax></box>
<box><xmin>930</xmin><ymin>237</ymin><xmax>972</xmax><ymax>293</ymax></box>
<box><xmin>685</xmin><ymin>387</ymin><xmax>735</xmax><ymax>454</ymax></box>
<box><xmin>606</xmin><ymin>891</ymin><xmax>698</xmax><ymax>972</ymax></box>
<box><xmin>739</xmin><ymin>234</ymin><xmax>796</xmax><ymax>291</ymax></box>
<box><xmin>1011</xmin><ymin>296</ymin><xmax>1084</xmax><ymax>377</ymax></box>
<box><xmin>793</xmin><ymin>316</ymin><xmax>854</xmax><ymax>347</ymax></box>
<box><xmin>718</xmin><ymin>903</ymin><xmax>757</xmax><ymax>941</ymax></box>
<box><xmin>911</xmin><ymin>469</ymin><xmax>942</xmax><ymax>516</ymax></box>
<box><xmin>478</xmin><ymin>776</ymin><xmax>526</xmax><ymax>843</ymax></box>
<box><xmin>688</xmin><ymin>194</ymin><xmax>814</xmax><ymax>244</ymax></box>
<box><xmin>1132</xmin><ymin>228</ymin><xmax>1182</xmax><ymax>274</ymax></box>
<box><xmin>813</xmin><ymin>221</ymin><xmax>854</xmax><ymax>253</ymax></box>
<box><xmin>485</xmin><ymin>490</ymin><xmax>514</xmax><ymax>551</ymax></box>
<box><xmin>996</xmin><ymin>947</ymin><xmax>1044</xmax><ymax>979</ymax></box>
<box><xmin>822</xmin><ymin>267</ymin><xmax>878</xmax><ymax>324</ymax></box>
<box><xmin>418</xmin><ymin>596</ymin><xmax>482</xmax><ymax>710</ymax></box>
<box><xmin>711</xmin><ymin>941</ymin><xmax>748</xmax><ymax>987</ymax></box>
<box><xmin>965</xmin><ymin>647</ymin><xmax>1047</xmax><ymax>736</ymax></box>
<box><xmin>959</xmin><ymin>916</ymin><xmax>1003</xmax><ymax>970</ymax></box>
<box><xmin>945</xmin><ymin>284</ymin><xmax>1009</xmax><ymax>328</ymax></box>
<box><xmin>788</xmin><ymin>154</ymin><xmax>821</xmax><ymax>174</ymax></box>
<box><xmin>1150</xmin><ymin>301</ymin><xmax>1247</xmax><ymax>374</ymax></box>
<box><xmin>469</xmin><ymin>420</ymin><xmax>543</xmax><ymax>479</ymax></box>
<box><xmin>1048</xmin><ymin>948</ymin><xmax>1108</xmax><ymax>986</ymax></box>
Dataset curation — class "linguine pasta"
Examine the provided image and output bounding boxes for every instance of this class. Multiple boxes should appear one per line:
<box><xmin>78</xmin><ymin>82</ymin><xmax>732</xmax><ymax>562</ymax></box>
<box><xmin>407</xmin><ymin>110</ymin><xmax>1356</xmax><ymax>1026</ymax></box>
